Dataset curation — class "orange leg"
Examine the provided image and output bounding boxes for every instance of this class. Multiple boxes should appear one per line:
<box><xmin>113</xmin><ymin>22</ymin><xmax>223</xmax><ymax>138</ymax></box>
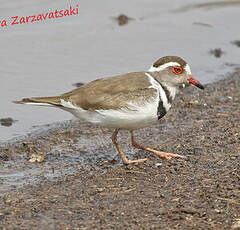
<box><xmin>131</xmin><ymin>131</ymin><xmax>185</xmax><ymax>160</ymax></box>
<box><xmin>112</xmin><ymin>129</ymin><xmax>147</xmax><ymax>165</ymax></box>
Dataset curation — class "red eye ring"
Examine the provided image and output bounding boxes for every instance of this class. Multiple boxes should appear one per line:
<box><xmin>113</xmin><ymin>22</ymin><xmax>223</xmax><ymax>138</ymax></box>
<box><xmin>172</xmin><ymin>66</ymin><xmax>183</xmax><ymax>75</ymax></box>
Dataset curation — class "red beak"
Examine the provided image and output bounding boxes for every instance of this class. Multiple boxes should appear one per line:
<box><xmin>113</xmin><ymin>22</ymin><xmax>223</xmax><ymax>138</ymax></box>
<box><xmin>188</xmin><ymin>77</ymin><xmax>204</xmax><ymax>90</ymax></box>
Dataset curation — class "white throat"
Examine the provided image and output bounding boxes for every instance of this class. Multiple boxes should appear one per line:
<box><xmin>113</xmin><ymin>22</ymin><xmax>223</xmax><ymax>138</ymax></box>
<box><xmin>161</xmin><ymin>83</ymin><xmax>178</xmax><ymax>101</ymax></box>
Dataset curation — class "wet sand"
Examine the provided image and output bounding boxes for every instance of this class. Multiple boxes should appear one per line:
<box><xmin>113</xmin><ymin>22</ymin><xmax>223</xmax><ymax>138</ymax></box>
<box><xmin>0</xmin><ymin>71</ymin><xmax>239</xmax><ymax>229</ymax></box>
<box><xmin>2</xmin><ymin>0</ymin><xmax>240</xmax><ymax>141</ymax></box>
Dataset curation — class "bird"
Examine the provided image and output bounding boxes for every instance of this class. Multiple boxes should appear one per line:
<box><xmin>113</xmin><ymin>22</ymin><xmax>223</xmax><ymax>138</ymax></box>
<box><xmin>14</xmin><ymin>56</ymin><xmax>204</xmax><ymax>165</ymax></box>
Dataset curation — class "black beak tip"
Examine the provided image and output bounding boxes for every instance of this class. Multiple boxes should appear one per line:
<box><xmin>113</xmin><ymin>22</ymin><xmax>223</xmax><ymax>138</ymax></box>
<box><xmin>197</xmin><ymin>83</ymin><xmax>204</xmax><ymax>90</ymax></box>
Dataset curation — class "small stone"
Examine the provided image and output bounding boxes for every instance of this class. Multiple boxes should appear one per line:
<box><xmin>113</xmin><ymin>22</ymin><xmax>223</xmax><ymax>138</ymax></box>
<box><xmin>0</xmin><ymin>117</ymin><xmax>17</xmax><ymax>127</ymax></box>
<box><xmin>115</xmin><ymin>14</ymin><xmax>134</xmax><ymax>26</ymax></box>
<box><xmin>72</xmin><ymin>82</ymin><xmax>84</xmax><ymax>88</ymax></box>
<box><xmin>29</xmin><ymin>153</ymin><xmax>44</xmax><ymax>163</ymax></box>
<box><xmin>155</xmin><ymin>163</ymin><xmax>162</xmax><ymax>167</ymax></box>
<box><xmin>189</xmin><ymin>100</ymin><xmax>199</xmax><ymax>105</ymax></box>
<box><xmin>232</xmin><ymin>219</ymin><xmax>240</xmax><ymax>229</ymax></box>
<box><xmin>231</xmin><ymin>40</ymin><xmax>240</xmax><ymax>47</ymax></box>
<box><xmin>209</xmin><ymin>48</ymin><xmax>225</xmax><ymax>58</ymax></box>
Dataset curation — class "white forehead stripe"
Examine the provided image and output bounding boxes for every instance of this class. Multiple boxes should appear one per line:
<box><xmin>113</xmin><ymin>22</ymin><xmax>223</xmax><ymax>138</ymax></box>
<box><xmin>148</xmin><ymin>62</ymin><xmax>180</xmax><ymax>72</ymax></box>
<box><xmin>184</xmin><ymin>64</ymin><xmax>192</xmax><ymax>75</ymax></box>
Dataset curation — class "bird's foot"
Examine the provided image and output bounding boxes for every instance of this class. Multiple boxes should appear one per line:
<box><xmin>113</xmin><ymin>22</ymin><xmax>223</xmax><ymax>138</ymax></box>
<box><xmin>151</xmin><ymin>150</ymin><xmax>185</xmax><ymax>160</ymax></box>
<box><xmin>131</xmin><ymin>135</ymin><xmax>185</xmax><ymax>160</ymax></box>
<box><xmin>123</xmin><ymin>158</ymin><xmax>148</xmax><ymax>165</ymax></box>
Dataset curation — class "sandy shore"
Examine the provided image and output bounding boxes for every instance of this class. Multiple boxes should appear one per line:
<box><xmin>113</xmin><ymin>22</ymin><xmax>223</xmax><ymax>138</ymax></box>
<box><xmin>0</xmin><ymin>71</ymin><xmax>239</xmax><ymax>229</ymax></box>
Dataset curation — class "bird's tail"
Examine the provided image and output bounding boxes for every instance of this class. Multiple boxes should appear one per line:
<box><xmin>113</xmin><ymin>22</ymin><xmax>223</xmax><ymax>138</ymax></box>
<box><xmin>13</xmin><ymin>96</ymin><xmax>61</xmax><ymax>107</ymax></box>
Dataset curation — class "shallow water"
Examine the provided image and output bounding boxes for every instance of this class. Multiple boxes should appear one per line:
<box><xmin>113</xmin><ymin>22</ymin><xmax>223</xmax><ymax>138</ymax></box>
<box><xmin>1</xmin><ymin>0</ymin><xmax>240</xmax><ymax>141</ymax></box>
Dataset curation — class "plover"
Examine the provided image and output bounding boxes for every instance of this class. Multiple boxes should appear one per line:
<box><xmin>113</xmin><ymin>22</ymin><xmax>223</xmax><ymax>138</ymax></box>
<box><xmin>14</xmin><ymin>56</ymin><xmax>204</xmax><ymax>164</ymax></box>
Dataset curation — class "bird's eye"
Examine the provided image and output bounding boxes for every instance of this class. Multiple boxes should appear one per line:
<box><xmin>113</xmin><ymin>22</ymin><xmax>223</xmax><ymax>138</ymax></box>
<box><xmin>172</xmin><ymin>66</ymin><xmax>183</xmax><ymax>75</ymax></box>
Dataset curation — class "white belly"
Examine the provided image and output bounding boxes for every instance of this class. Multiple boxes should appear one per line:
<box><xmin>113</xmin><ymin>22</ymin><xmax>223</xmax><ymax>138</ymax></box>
<box><xmin>60</xmin><ymin>97</ymin><xmax>162</xmax><ymax>130</ymax></box>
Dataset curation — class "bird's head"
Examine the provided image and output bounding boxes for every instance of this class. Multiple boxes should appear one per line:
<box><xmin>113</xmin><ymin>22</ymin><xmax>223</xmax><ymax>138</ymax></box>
<box><xmin>149</xmin><ymin>56</ymin><xmax>204</xmax><ymax>90</ymax></box>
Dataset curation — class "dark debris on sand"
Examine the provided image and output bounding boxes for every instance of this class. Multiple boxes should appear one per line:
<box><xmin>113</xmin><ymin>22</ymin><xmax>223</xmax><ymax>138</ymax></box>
<box><xmin>0</xmin><ymin>71</ymin><xmax>239</xmax><ymax>229</ymax></box>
